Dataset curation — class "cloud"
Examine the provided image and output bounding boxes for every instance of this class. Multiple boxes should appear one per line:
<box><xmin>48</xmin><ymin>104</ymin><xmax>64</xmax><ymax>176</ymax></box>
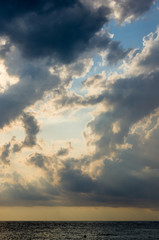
<box><xmin>86</xmin><ymin>70</ymin><xmax>159</xmax><ymax>158</ymax></box>
<box><xmin>0</xmin><ymin>0</ymin><xmax>132</xmax><ymax>66</ymax></box>
<box><xmin>0</xmin><ymin>112</ymin><xmax>40</xmax><ymax>164</ymax></box>
<box><xmin>82</xmin><ymin>0</ymin><xmax>155</xmax><ymax>22</ymax></box>
<box><xmin>0</xmin><ymin>0</ymin><xmax>111</xmax><ymax>63</ymax></box>
<box><xmin>22</xmin><ymin>112</ymin><xmax>40</xmax><ymax>147</ymax></box>
<box><xmin>73</xmin><ymin>28</ymin><xmax>159</xmax><ymax>208</ymax></box>
<box><xmin>59</xmin><ymin>163</ymin><xmax>96</xmax><ymax>194</ymax></box>
<box><xmin>0</xmin><ymin>1</ymin><xmax>158</xmax><ymax>210</ymax></box>
<box><xmin>57</xmin><ymin>148</ymin><xmax>69</xmax><ymax>157</ymax></box>
<box><xmin>81</xmin><ymin>29</ymin><xmax>159</xmax><ymax>161</ymax></box>
<box><xmin>13</xmin><ymin>112</ymin><xmax>40</xmax><ymax>152</ymax></box>
<box><xmin>27</xmin><ymin>153</ymin><xmax>49</xmax><ymax>169</ymax></box>
<box><xmin>0</xmin><ymin>0</ymin><xmax>131</xmax><ymax>130</ymax></box>
<box><xmin>112</xmin><ymin>0</ymin><xmax>155</xmax><ymax>22</ymax></box>
<box><xmin>26</xmin><ymin>150</ymin><xmax>62</xmax><ymax>183</ymax></box>
<box><xmin>0</xmin><ymin>37</ymin><xmax>11</xmax><ymax>57</ymax></box>
<box><xmin>107</xmin><ymin>41</ymin><xmax>132</xmax><ymax>65</ymax></box>
<box><xmin>33</xmin><ymin>28</ymin><xmax>159</xmax><ymax>209</ymax></box>
<box><xmin>54</xmin><ymin>28</ymin><xmax>159</xmax><ymax>115</ymax></box>
<box><xmin>53</xmin><ymin>116</ymin><xmax>159</xmax><ymax>209</ymax></box>
<box><xmin>128</xmin><ymin>29</ymin><xmax>159</xmax><ymax>74</ymax></box>
<box><xmin>0</xmin><ymin>179</ymin><xmax>59</xmax><ymax>206</ymax></box>
<box><xmin>0</xmin><ymin>142</ymin><xmax>11</xmax><ymax>165</ymax></box>
<box><xmin>0</xmin><ymin>49</ymin><xmax>60</xmax><ymax>129</ymax></box>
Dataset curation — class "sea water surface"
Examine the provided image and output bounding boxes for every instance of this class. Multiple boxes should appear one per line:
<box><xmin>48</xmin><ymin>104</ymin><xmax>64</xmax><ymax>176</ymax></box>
<box><xmin>0</xmin><ymin>221</ymin><xmax>159</xmax><ymax>240</ymax></box>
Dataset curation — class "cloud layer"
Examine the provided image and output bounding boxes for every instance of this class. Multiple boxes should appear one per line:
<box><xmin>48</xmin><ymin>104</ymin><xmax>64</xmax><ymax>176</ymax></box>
<box><xmin>0</xmin><ymin>0</ymin><xmax>158</xmax><ymax>211</ymax></box>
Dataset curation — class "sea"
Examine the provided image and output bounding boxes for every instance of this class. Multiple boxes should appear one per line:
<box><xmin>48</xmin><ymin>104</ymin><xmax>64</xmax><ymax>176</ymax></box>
<box><xmin>0</xmin><ymin>221</ymin><xmax>159</xmax><ymax>240</ymax></box>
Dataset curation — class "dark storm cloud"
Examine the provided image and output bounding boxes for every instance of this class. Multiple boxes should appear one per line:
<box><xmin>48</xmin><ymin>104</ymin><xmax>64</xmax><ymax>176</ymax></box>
<box><xmin>0</xmin><ymin>0</ymin><xmax>111</xmax><ymax>63</ymax></box>
<box><xmin>87</xmin><ymin>159</ymin><xmax>159</xmax><ymax>208</ymax></box>
<box><xmin>0</xmin><ymin>0</ymin><xmax>130</xmax><ymax>129</ymax></box>
<box><xmin>0</xmin><ymin>0</ymin><xmax>77</xmax><ymax>23</ymax></box>
<box><xmin>59</xmin><ymin>163</ymin><xmax>95</xmax><ymax>193</ymax></box>
<box><xmin>0</xmin><ymin>0</ymin><xmax>132</xmax><ymax>65</ymax></box>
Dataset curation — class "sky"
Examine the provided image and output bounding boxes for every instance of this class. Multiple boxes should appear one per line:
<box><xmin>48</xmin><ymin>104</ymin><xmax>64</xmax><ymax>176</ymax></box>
<box><xmin>0</xmin><ymin>0</ymin><xmax>159</xmax><ymax>221</ymax></box>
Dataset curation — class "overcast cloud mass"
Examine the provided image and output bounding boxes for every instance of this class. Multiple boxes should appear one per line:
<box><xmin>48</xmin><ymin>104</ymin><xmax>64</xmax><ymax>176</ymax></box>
<box><xmin>0</xmin><ymin>0</ymin><xmax>159</xmax><ymax>213</ymax></box>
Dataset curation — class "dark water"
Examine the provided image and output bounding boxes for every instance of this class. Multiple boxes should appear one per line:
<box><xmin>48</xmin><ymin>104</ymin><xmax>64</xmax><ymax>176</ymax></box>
<box><xmin>0</xmin><ymin>221</ymin><xmax>159</xmax><ymax>240</ymax></box>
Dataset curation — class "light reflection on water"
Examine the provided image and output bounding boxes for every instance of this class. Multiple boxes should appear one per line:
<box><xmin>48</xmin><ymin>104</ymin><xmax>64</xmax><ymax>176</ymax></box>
<box><xmin>0</xmin><ymin>221</ymin><xmax>159</xmax><ymax>240</ymax></box>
